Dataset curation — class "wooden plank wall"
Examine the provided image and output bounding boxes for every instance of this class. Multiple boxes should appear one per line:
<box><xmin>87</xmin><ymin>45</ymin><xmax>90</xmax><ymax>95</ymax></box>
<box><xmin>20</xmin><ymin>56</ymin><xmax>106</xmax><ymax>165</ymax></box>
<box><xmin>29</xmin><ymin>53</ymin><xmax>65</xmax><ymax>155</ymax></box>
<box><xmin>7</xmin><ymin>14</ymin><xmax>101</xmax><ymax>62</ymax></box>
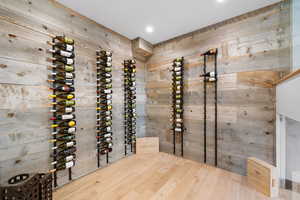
<box><xmin>0</xmin><ymin>0</ymin><xmax>146</xmax><ymax>185</ymax></box>
<box><xmin>145</xmin><ymin>2</ymin><xmax>291</xmax><ymax>175</ymax></box>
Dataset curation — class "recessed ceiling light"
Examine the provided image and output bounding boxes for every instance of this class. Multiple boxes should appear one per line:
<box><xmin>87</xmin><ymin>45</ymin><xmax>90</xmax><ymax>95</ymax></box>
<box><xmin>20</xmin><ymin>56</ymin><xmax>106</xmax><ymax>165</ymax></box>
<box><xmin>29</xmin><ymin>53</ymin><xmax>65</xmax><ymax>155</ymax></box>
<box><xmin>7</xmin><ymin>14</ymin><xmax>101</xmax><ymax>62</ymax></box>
<box><xmin>217</xmin><ymin>0</ymin><xmax>225</xmax><ymax>3</ymax></box>
<box><xmin>145</xmin><ymin>26</ymin><xmax>154</xmax><ymax>34</ymax></box>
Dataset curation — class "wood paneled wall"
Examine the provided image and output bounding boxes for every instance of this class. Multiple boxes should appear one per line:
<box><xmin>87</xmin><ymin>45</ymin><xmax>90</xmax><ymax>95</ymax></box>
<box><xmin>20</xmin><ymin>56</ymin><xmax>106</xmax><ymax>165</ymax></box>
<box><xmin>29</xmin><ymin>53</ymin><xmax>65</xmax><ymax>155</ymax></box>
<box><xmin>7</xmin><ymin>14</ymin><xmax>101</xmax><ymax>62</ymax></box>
<box><xmin>0</xmin><ymin>0</ymin><xmax>146</xmax><ymax>185</ymax></box>
<box><xmin>145</xmin><ymin>2</ymin><xmax>291</xmax><ymax>175</ymax></box>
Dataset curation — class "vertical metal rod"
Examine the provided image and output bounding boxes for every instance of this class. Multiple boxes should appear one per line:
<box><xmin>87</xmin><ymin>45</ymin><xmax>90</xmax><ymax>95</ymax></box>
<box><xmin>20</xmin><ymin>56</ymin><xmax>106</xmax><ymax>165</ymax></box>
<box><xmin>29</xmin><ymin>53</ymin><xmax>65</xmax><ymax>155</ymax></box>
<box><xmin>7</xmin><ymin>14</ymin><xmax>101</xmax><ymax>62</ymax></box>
<box><xmin>214</xmin><ymin>51</ymin><xmax>218</xmax><ymax>167</ymax></box>
<box><xmin>124</xmin><ymin>61</ymin><xmax>127</xmax><ymax>156</ymax></box>
<box><xmin>203</xmin><ymin>55</ymin><xmax>207</xmax><ymax>163</ymax></box>
<box><xmin>173</xmin><ymin>63</ymin><xmax>176</xmax><ymax>155</ymax></box>
<box><xmin>181</xmin><ymin>58</ymin><xmax>184</xmax><ymax>157</ymax></box>
<box><xmin>51</xmin><ymin>38</ymin><xmax>58</xmax><ymax>188</ymax></box>
<box><xmin>68</xmin><ymin>168</ymin><xmax>72</xmax><ymax>181</ymax></box>
<box><xmin>106</xmin><ymin>152</ymin><xmax>109</xmax><ymax>164</ymax></box>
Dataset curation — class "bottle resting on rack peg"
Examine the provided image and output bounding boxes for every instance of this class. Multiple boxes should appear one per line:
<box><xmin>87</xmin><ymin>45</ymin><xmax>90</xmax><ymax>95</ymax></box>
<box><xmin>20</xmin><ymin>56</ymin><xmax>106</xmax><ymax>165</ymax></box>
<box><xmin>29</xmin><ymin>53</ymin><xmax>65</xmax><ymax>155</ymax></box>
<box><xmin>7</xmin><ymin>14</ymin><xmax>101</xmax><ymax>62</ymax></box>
<box><xmin>50</xmin><ymin>93</ymin><xmax>75</xmax><ymax>100</ymax></box>
<box><xmin>54</xmin><ymin>36</ymin><xmax>74</xmax><ymax>45</ymax></box>
<box><xmin>48</xmin><ymin>49</ymin><xmax>75</xmax><ymax>58</ymax></box>
<box><xmin>50</xmin><ymin>85</ymin><xmax>75</xmax><ymax>92</ymax></box>
<box><xmin>49</xmin><ymin>42</ymin><xmax>74</xmax><ymax>52</ymax></box>
<box><xmin>51</xmin><ymin>72</ymin><xmax>75</xmax><ymax>79</ymax></box>
<box><xmin>51</xmin><ymin>106</ymin><xmax>75</xmax><ymax>113</ymax></box>
<box><xmin>50</xmin><ymin>160</ymin><xmax>75</xmax><ymax>173</ymax></box>
<box><xmin>50</xmin><ymin>64</ymin><xmax>74</xmax><ymax>72</ymax></box>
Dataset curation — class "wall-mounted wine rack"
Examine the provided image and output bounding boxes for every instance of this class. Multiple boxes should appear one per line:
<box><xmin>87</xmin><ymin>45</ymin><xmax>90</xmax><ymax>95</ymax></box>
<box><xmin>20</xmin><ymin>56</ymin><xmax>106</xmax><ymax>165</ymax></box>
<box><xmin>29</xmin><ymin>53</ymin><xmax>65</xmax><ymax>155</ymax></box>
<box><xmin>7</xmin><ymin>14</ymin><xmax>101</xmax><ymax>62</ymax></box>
<box><xmin>47</xmin><ymin>35</ymin><xmax>76</xmax><ymax>187</ymax></box>
<box><xmin>170</xmin><ymin>57</ymin><xmax>185</xmax><ymax>157</ymax></box>
<box><xmin>123</xmin><ymin>59</ymin><xmax>137</xmax><ymax>155</ymax></box>
<box><xmin>96</xmin><ymin>50</ymin><xmax>113</xmax><ymax>167</ymax></box>
<box><xmin>200</xmin><ymin>48</ymin><xmax>218</xmax><ymax>166</ymax></box>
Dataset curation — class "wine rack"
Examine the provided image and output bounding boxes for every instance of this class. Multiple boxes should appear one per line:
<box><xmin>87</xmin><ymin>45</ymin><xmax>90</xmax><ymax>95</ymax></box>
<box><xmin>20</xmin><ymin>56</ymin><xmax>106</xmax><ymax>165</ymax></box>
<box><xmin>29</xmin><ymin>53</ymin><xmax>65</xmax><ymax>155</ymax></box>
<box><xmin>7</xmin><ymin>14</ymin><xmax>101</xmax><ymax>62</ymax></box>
<box><xmin>170</xmin><ymin>57</ymin><xmax>185</xmax><ymax>157</ymax></box>
<box><xmin>47</xmin><ymin>35</ymin><xmax>76</xmax><ymax>187</ymax></box>
<box><xmin>96</xmin><ymin>49</ymin><xmax>113</xmax><ymax>167</ymax></box>
<box><xmin>200</xmin><ymin>48</ymin><xmax>218</xmax><ymax>166</ymax></box>
<box><xmin>123</xmin><ymin>59</ymin><xmax>137</xmax><ymax>155</ymax></box>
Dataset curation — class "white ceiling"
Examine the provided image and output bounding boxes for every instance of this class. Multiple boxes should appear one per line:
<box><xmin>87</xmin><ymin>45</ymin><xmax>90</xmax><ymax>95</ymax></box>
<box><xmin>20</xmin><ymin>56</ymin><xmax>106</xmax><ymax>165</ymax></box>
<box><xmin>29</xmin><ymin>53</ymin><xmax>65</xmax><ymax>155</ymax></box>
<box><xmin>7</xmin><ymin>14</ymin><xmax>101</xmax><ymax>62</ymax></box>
<box><xmin>58</xmin><ymin>0</ymin><xmax>280</xmax><ymax>44</ymax></box>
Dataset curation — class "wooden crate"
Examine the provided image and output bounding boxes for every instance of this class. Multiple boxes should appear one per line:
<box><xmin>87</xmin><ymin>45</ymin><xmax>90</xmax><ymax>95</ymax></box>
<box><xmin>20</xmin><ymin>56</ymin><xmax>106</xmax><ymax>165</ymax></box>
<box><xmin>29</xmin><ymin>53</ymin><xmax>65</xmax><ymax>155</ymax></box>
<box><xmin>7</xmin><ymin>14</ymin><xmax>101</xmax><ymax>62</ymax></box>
<box><xmin>247</xmin><ymin>157</ymin><xmax>279</xmax><ymax>197</ymax></box>
<box><xmin>136</xmin><ymin>137</ymin><xmax>159</xmax><ymax>154</ymax></box>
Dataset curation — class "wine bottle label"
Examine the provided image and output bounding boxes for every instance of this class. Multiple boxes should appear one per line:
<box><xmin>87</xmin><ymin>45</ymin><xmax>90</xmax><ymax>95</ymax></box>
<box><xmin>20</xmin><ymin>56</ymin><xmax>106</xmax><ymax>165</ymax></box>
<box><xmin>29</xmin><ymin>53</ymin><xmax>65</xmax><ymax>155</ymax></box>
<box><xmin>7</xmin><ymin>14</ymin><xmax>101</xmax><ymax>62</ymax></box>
<box><xmin>62</xmin><ymin>114</ymin><xmax>74</xmax><ymax>120</ymax></box>
<box><xmin>174</xmin><ymin>67</ymin><xmax>181</xmax><ymax>72</ymax></box>
<box><xmin>66</xmin><ymin>100</ymin><xmax>75</xmax><ymax>106</ymax></box>
<box><xmin>68</xmin><ymin>127</ymin><xmax>76</xmax><ymax>133</ymax></box>
<box><xmin>65</xmin><ymin>161</ymin><xmax>74</xmax><ymax>168</ymax></box>
<box><xmin>104</xmin><ymin>133</ymin><xmax>112</xmax><ymax>137</ymax></box>
<box><xmin>60</xmin><ymin>50</ymin><xmax>72</xmax><ymax>57</ymax></box>
<box><xmin>66</xmin><ymin>58</ymin><xmax>74</xmax><ymax>65</ymax></box>
<box><xmin>106</xmin><ymin>127</ymin><xmax>112</xmax><ymax>132</ymax></box>
<box><xmin>66</xmin><ymin>44</ymin><xmax>73</xmax><ymax>51</ymax></box>
<box><xmin>65</xmin><ymin>155</ymin><xmax>74</xmax><ymax>162</ymax></box>
<box><xmin>176</xmin><ymin>90</ymin><xmax>181</xmax><ymax>94</ymax></box>
<box><xmin>66</xmin><ymin>141</ymin><xmax>75</xmax><ymax>147</ymax></box>
<box><xmin>68</xmin><ymin>121</ymin><xmax>76</xmax><ymax>127</ymax></box>
<box><xmin>175</xmin><ymin>71</ymin><xmax>181</xmax><ymax>76</ymax></box>
<box><xmin>176</xmin><ymin>119</ymin><xmax>183</xmax><ymax>123</ymax></box>
<box><xmin>65</xmin><ymin>72</ymin><xmax>73</xmax><ymax>79</ymax></box>
<box><xmin>67</xmin><ymin>94</ymin><xmax>74</xmax><ymax>99</ymax></box>
<box><xmin>175</xmin><ymin>128</ymin><xmax>182</xmax><ymax>132</ymax></box>
<box><xmin>65</xmin><ymin>107</ymin><xmax>73</xmax><ymax>113</ymax></box>
<box><xmin>106</xmin><ymin>62</ymin><xmax>112</xmax><ymax>67</ymax></box>
<box><xmin>107</xmin><ymin>57</ymin><xmax>112</xmax><ymax>62</ymax></box>
<box><xmin>64</xmin><ymin>38</ymin><xmax>74</xmax><ymax>44</ymax></box>
<box><xmin>104</xmin><ymin>89</ymin><xmax>112</xmax><ymax>94</ymax></box>
<box><xmin>65</xmin><ymin>65</ymin><xmax>74</xmax><ymax>71</ymax></box>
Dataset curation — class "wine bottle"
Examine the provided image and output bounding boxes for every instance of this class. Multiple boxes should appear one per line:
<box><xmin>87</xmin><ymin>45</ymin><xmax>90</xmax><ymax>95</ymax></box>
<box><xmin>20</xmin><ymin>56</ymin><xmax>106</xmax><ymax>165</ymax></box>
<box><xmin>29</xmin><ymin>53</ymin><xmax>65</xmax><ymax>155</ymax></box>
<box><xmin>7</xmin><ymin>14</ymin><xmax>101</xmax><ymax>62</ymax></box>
<box><xmin>51</xmin><ymin>72</ymin><xmax>75</xmax><ymax>79</ymax></box>
<box><xmin>51</xmin><ymin>106</ymin><xmax>75</xmax><ymax>113</ymax></box>
<box><xmin>51</xmin><ymin>147</ymin><xmax>76</xmax><ymax>158</ymax></box>
<box><xmin>52</xmin><ymin>140</ymin><xmax>76</xmax><ymax>150</ymax></box>
<box><xmin>96</xmin><ymin>133</ymin><xmax>112</xmax><ymax>140</ymax></box>
<box><xmin>97</xmin><ymin>72</ymin><xmax>111</xmax><ymax>78</ymax></box>
<box><xmin>51</xmin><ymin>134</ymin><xmax>75</xmax><ymax>142</ymax></box>
<box><xmin>201</xmin><ymin>71</ymin><xmax>215</xmax><ymax>77</ymax></box>
<box><xmin>51</xmin><ymin>120</ymin><xmax>76</xmax><ymax>128</ymax></box>
<box><xmin>205</xmin><ymin>77</ymin><xmax>216</xmax><ymax>82</ymax></box>
<box><xmin>57</xmin><ymin>127</ymin><xmax>76</xmax><ymax>134</ymax></box>
<box><xmin>50</xmin><ymin>85</ymin><xmax>75</xmax><ymax>92</ymax></box>
<box><xmin>96</xmin><ymin>61</ymin><xmax>112</xmax><ymax>67</ymax></box>
<box><xmin>52</xmin><ymin>100</ymin><xmax>75</xmax><ymax>106</ymax></box>
<box><xmin>97</xmin><ymin>67</ymin><xmax>112</xmax><ymax>72</ymax></box>
<box><xmin>48</xmin><ymin>49</ymin><xmax>75</xmax><ymax>58</ymax></box>
<box><xmin>51</xmin><ymin>154</ymin><xmax>76</xmax><ymax>165</ymax></box>
<box><xmin>174</xmin><ymin>57</ymin><xmax>183</xmax><ymax>62</ymax></box>
<box><xmin>50</xmin><ymin>160</ymin><xmax>75</xmax><ymax>173</ymax></box>
<box><xmin>99</xmin><ymin>78</ymin><xmax>112</xmax><ymax>83</ymax></box>
<box><xmin>97</xmin><ymin>89</ymin><xmax>112</xmax><ymax>94</ymax></box>
<box><xmin>96</xmin><ymin>110</ymin><xmax>112</xmax><ymax>116</ymax></box>
<box><xmin>97</xmin><ymin>56</ymin><xmax>112</xmax><ymax>62</ymax></box>
<box><xmin>97</xmin><ymin>50</ymin><xmax>112</xmax><ymax>57</ymax></box>
<box><xmin>49</xmin><ymin>56</ymin><xmax>74</xmax><ymax>65</ymax></box>
<box><xmin>50</xmin><ymin>93</ymin><xmax>75</xmax><ymax>100</ymax></box>
<box><xmin>97</xmin><ymin>83</ymin><xmax>112</xmax><ymax>89</ymax></box>
<box><xmin>97</xmin><ymin>126</ymin><xmax>112</xmax><ymax>132</ymax></box>
<box><xmin>99</xmin><ymin>148</ymin><xmax>112</xmax><ymax>155</ymax></box>
<box><xmin>48</xmin><ymin>78</ymin><xmax>74</xmax><ymax>86</ymax></box>
<box><xmin>54</xmin><ymin>36</ymin><xmax>74</xmax><ymax>45</ymax></box>
<box><xmin>50</xmin><ymin>114</ymin><xmax>76</xmax><ymax>121</ymax></box>
<box><xmin>97</xmin><ymin>94</ymin><xmax>112</xmax><ymax>99</ymax></box>
<box><xmin>49</xmin><ymin>42</ymin><xmax>74</xmax><ymax>52</ymax></box>
<box><xmin>174</xmin><ymin>127</ymin><xmax>182</xmax><ymax>132</ymax></box>
<box><xmin>97</xmin><ymin>137</ymin><xmax>112</xmax><ymax>144</ymax></box>
<box><xmin>51</xmin><ymin>64</ymin><xmax>74</xmax><ymax>72</ymax></box>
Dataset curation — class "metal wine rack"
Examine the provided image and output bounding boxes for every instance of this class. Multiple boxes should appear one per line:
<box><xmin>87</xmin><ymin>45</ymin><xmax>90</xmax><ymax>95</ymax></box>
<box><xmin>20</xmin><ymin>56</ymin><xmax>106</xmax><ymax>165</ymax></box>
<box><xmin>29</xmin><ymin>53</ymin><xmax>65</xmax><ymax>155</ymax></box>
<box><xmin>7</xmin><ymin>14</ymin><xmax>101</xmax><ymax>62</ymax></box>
<box><xmin>171</xmin><ymin>57</ymin><xmax>185</xmax><ymax>157</ymax></box>
<box><xmin>47</xmin><ymin>35</ymin><xmax>76</xmax><ymax>187</ymax></box>
<box><xmin>123</xmin><ymin>59</ymin><xmax>137</xmax><ymax>155</ymax></box>
<box><xmin>200</xmin><ymin>48</ymin><xmax>218</xmax><ymax>166</ymax></box>
<box><xmin>96</xmin><ymin>49</ymin><xmax>113</xmax><ymax>167</ymax></box>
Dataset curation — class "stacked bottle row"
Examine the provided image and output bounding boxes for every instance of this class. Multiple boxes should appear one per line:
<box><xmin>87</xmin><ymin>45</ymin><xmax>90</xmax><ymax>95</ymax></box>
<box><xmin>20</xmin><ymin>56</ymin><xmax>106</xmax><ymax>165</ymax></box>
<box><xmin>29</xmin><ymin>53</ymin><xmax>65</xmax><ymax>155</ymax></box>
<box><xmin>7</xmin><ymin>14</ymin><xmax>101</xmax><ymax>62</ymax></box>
<box><xmin>171</xmin><ymin>57</ymin><xmax>185</xmax><ymax>156</ymax></box>
<box><xmin>47</xmin><ymin>36</ymin><xmax>76</xmax><ymax>184</ymax></box>
<box><xmin>96</xmin><ymin>50</ymin><xmax>113</xmax><ymax>165</ymax></box>
<box><xmin>123</xmin><ymin>59</ymin><xmax>137</xmax><ymax>154</ymax></box>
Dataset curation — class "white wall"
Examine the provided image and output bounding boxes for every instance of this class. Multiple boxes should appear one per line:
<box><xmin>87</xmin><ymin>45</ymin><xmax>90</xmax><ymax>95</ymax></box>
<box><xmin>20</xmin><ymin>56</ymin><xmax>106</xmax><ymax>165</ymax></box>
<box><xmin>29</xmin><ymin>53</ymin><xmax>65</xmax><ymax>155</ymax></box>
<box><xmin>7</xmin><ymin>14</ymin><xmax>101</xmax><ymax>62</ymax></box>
<box><xmin>276</xmin><ymin>75</ymin><xmax>300</xmax><ymax>122</ymax></box>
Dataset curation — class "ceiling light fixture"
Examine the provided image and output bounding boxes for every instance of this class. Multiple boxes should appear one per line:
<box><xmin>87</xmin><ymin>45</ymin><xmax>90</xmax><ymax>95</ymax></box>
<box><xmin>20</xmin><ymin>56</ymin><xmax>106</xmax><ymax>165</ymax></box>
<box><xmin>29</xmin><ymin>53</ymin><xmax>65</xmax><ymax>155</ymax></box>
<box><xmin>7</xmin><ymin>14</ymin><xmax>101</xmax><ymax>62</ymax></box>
<box><xmin>217</xmin><ymin>0</ymin><xmax>225</xmax><ymax>3</ymax></box>
<box><xmin>145</xmin><ymin>25</ymin><xmax>154</xmax><ymax>34</ymax></box>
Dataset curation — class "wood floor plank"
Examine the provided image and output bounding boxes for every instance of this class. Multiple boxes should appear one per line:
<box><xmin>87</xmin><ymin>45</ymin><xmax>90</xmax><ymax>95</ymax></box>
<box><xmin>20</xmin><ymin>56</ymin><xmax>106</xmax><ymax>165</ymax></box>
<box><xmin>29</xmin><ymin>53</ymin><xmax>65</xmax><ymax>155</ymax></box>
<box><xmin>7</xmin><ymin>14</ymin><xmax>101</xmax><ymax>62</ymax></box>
<box><xmin>54</xmin><ymin>152</ymin><xmax>300</xmax><ymax>200</ymax></box>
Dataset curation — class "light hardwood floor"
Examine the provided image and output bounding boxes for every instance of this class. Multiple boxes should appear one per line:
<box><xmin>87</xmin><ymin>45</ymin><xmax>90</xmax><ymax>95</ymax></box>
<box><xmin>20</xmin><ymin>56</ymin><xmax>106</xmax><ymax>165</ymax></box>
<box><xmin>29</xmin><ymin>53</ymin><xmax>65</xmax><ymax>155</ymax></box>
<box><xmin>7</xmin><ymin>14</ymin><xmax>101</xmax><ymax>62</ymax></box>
<box><xmin>54</xmin><ymin>153</ymin><xmax>300</xmax><ymax>200</ymax></box>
